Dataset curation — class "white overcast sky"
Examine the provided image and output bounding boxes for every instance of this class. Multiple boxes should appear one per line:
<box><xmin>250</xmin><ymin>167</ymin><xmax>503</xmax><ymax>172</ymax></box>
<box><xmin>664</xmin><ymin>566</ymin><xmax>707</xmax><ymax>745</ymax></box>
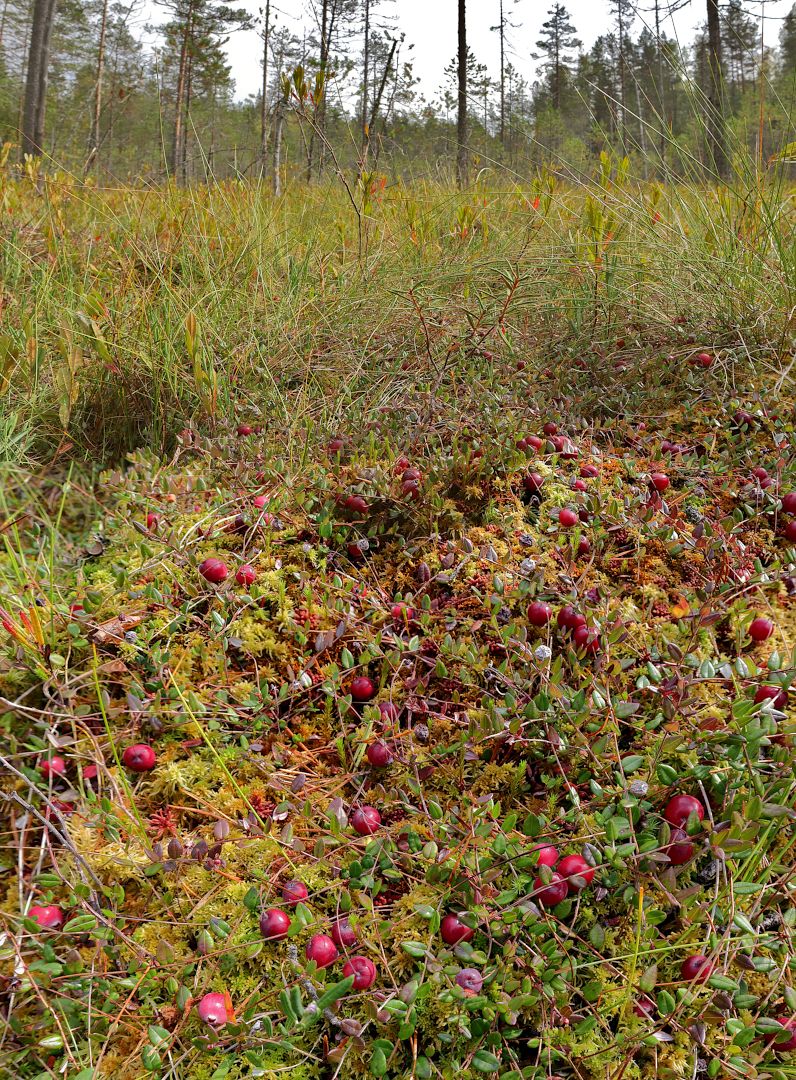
<box><xmin>138</xmin><ymin>0</ymin><xmax>793</xmax><ymax>102</ymax></box>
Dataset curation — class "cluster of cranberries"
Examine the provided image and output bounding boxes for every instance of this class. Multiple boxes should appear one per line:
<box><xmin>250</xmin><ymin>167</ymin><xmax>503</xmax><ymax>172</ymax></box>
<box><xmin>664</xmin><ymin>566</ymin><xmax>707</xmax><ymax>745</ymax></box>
<box><xmin>781</xmin><ymin>489</ymin><xmax>796</xmax><ymax>543</ymax></box>
<box><xmin>662</xmin><ymin>793</ymin><xmax>705</xmax><ymax>866</ymax></box>
<box><xmin>529</xmin><ymin>845</ymin><xmax>596</xmax><ymax>906</ymax></box>
<box><xmin>526</xmin><ymin>601</ymin><xmax>602</xmax><ymax>655</ymax></box>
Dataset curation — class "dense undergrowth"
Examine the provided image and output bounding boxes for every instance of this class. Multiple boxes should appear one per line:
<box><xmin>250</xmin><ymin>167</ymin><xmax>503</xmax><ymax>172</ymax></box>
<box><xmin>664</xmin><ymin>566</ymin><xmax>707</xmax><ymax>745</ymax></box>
<box><xmin>0</xmin><ymin>167</ymin><xmax>795</xmax><ymax>1080</ymax></box>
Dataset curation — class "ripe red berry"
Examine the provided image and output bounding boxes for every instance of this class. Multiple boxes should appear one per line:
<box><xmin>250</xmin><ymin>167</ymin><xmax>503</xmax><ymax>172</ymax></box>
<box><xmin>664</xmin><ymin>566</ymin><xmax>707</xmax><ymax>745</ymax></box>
<box><xmin>197</xmin><ymin>992</ymin><xmax>229</xmax><ymax>1025</ymax></box>
<box><xmin>235</xmin><ymin>564</ymin><xmax>256</xmax><ymax>587</ymax></box>
<box><xmin>199</xmin><ymin>558</ymin><xmax>229</xmax><ymax>584</ymax></box>
<box><xmin>40</xmin><ymin>755</ymin><xmax>66</xmax><ymax>779</ymax></box>
<box><xmin>26</xmin><ymin>904</ymin><xmax>64</xmax><ymax>930</ymax></box>
<box><xmin>680</xmin><ymin>954</ymin><xmax>712</xmax><ymax>982</ymax></box>
<box><xmin>260</xmin><ymin>908</ymin><xmax>291</xmax><ymax>939</ymax></box>
<box><xmin>543</xmin><ymin>422</ymin><xmax>558</xmax><ymax>436</ymax></box>
<box><xmin>343</xmin><ymin>955</ymin><xmax>377</xmax><ymax>989</ymax></box>
<box><xmin>733</xmin><ymin>409</ymin><xmax>754</xmax><ymax>428</ymax></box>
<box><xmin>455</xmin><ymin>967</ymin><xmax>483</xmax><ymax>994</ymax></box>
<box><xmin>522</xmin><ymin>472</ymin><xmax>544</xmax><ymax>494</ymax></box>
<box><xmin>344</xmin><ymin>494</ymin><xmax>368</xmax><ymax>514</ymax></box>
<box><xmin>440</xmin><ymin>914</ymin><xmax>475</xmax><ymax>944</ymax></box>
<box><xmin>557</xmin><ymin>606</ymin><xmax>578</xmax><ymax>630</ymax></box>
<box><xmin>580</xmin><ymin>464</ymin><xmax>599</xmax><ymax>478</ymax></box>
<box><xmin>557</xmin><ymin>507</ymin><xmax>578</xmax><ymax>529</ymax></box>
<box><xmin>121</xmin><ymin>744</ymin><xmax>156</xmax><ymax>772</ymax></box>
<box><xmin>526</xmin><ymin>435</ymin><xmax>543</xmax><ymax>450</ymax></box>
<box><xmin>347</xmin><ymin>541</ymin><xmax>367</xmax><ymax>560</ymax></box>
<box><xmin>748</xmin><ymin>617</ymin><xmax>775</xmax><ymax>643</ymax></box>
<box><xmin>534</xmin><ymin>871</ymin><xmax>568</xmax><ymax>906</ymax></box>
<box><xmin>634</xmin><ymin>995</ymin><xmax>656</xmax><ymax>1018</ymax></box>
<box><xmin>784</xmin><ymin>519</ymin><xmax>796</xmax><ymax>542</ymax></box>
<box><xmin>573</xmin><ymin>624</ymin><xmax>600</xmax><ymax>653</ymax></box>
<box><xmin>391</xmin><ymin>603</ymin><xmax>414</xmax><ymax>622</ymax></box>
<box><xmin>695</xmin><ymin>352</ymin><xmax>713</xmax><ymax>368</ymax></box>
<box><xmin>351</xmin><ymin>806</ymin><xmax>381</xmax><ymax>835</ymax></box>
<box><xmin>350</xmin><ymin>676</ymin><xmax>376</xmax><ymax>701</ymax></box>
<box><xmin>781</xmin><ymin>492</ymin><xmax>796</xmax><ymax>514</ymax></box>
<box><xmin>331</xmin><ymin>918</ymin><xmax>358</xmax><ymax>949</ymax></box>
<box><xmin>531</xmin><ymin>844</ymin><xmax>559</xmax><ymax>866</ymax></box>
<box><xmin>236</xmin><ymin>424</ymin><xmax>253</xmax><ymax>436</ymax></box>
<box><xmin>752</xmin><ymin>466</ymin><xmax>768</xmax><ymax>481</ymax></box>
<box><xmin>576</xmin><ymin>536</ymin><xmax>591</xmax><ymax>557</ymax></box>
<box><xmin>651</xmin><ymin>473</ymin><xmax>670</xmax><ymax>492</ymax></box>
<box><xmin>755</xmin><ymin>684</ymin><xmax>788</xmax><ymax>709</ymax></box>
<box><xmin>378</xmin><ymin>701</ymin><xmax>399</xmax><ymax>723</ymax></box>
<box><xmin>146</xmin><ymin>511</ymin><xmax>160</xmax><ymax>531</ymax></box>
<box><xmin>767</xmin><ymin>1016</ymin><xmax>796</xmax><ymax>1052</ymax></box>
<box><xmin>306</xmin><ymin>933</ymin><xmax>338</xmax><ymax>968</ymax></box>
<box><xmin>281</xmin><ymin>880</ymin><xmax>309</xmax><ymax>906</ymax></box>
<box><xmin>572</xmin><ymin>479</ymin><xmax>587</xmax><ymax>492</ymax></box>
<box><xmin>328</xmin><ymin>437</ymin><xmax>345</xmax><ymax>454</ymax></box>
<box><xmin>664</xmin><ymin>794</ymin><xmax>705</xmax><ymax>827</ymax></box>
<box><xmin>557</xmin><ymin>854</ymin><xmax>595</xmax><ymax>889</ymax></box>
<box><xmin>527</xmin><ymin>601</ymin><xmax>552</xmax><ymax>626</ymax></box>
<box><xmin>666</xmin><ymin>828</ymin><xmax>695</xmax><ymax>865</ymax></box>
<box><xmin>402</xmin><ymin>468</ymin><xmax>421</xmax><ymax>483</ymax></box>
<box><xmin>366</xmin><ymin>741</ymin><xmax>393</xmax><ymax>767</ymax></box>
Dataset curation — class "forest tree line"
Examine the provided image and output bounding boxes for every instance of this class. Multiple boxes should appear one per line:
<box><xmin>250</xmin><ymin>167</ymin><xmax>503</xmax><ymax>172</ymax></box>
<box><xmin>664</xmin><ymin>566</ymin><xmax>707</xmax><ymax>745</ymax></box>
<box><xmin>1</xmin><ymin>0</ymin><xmax>796</xmax><ymax>184</ymax></box>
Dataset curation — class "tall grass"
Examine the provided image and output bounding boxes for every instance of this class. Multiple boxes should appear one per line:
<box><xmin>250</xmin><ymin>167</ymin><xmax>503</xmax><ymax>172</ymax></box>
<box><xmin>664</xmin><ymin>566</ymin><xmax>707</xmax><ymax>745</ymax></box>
<box><xmin>0</xmin><ymin>153</ymin><xmax>793</xmax><ymax>466</ymax></box>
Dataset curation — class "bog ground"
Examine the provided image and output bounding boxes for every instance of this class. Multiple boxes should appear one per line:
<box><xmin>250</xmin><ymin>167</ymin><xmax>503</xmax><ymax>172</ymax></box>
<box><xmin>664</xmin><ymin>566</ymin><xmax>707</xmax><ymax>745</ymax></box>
<box><xmin>1</xmin><ymin>173</ymin><xmax>795</xmax><ymax>1080</ymax></box>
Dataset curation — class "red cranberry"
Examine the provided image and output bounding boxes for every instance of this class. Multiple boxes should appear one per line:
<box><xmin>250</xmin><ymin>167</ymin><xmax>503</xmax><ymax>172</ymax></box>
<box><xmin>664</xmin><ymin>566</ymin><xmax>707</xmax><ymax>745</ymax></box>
<box><xmin>197</xmin><ymin>992</ymin><xmax>229</xmax><ymax>1025</ymax></box>
<box><xmin>680</xmin><ymin>954</ymin><xmax>712</xmax><ymax>982</ymax></box>
<box><xmin>526</xmin><ymin>435</ymin><xmax>543</xmax><ymax>450</ymax></box>
<box><xmin>534</xmin><ymin>872</ymin><xmax>568</xmax><ymax>906</ymax></box>
<box><xmin>347</xmin><ymin>541</ymin><xmax>367</xmax><ymax>560</ymax></box>
<box><xmin>236</xmin><ymin>424</ymin><xmax>253</xmax><ymax>436</ymax></box>
<box><xmin>306</xmin><ymin>933</ymin><xmax>338</xmax><ymax>968</ymax></box>
<box><xmin>755</xmin><ymin>684</ymin><xmax>788</xmax><ymax>709</ymax></box>
<box><xmin>572</xmin><ymin>479</ymin><xmax>587</xmax><ymax>492</ymax></box>
<box><xmin>531</xmin><ymin>844</ymin><xmax>559</xmax><ymax>867</ymax></box>
<box><xmin>344</xmin><ymin>494</ymin><xmax>368</xmax><ymax>514</ymax></box>
<box><xmin>260</xmin><ymin>907</ymin><xmax>291</xmax><ymax>939</ymax></box>
<box><xmin>580</xmin><ymin>464</ymin><xmax>599</xmax><ymax>478</ymax></box>
<box><xmin>557</xmin><ymin>605</ymin><xmax>578</xmax><ymax>630</ymax></box>
<box><xmin>634</xmin><ymin>995</ymin><xmax>656</xmax><ymax>1018</ymax></box>
<box><xmin>733</xmin><ymin>409</ymin><xmax>754</xmax><ymax>427</ymax></box>
<box><xmin>748</xmin><ymin>617</ymin><xmax>775</xmax><ymax>643</ymax></box>
<box><xmin>121</xmin><ymin>744</ymin><xmax>156</xmax><ymax>772</ymax></box>
<box><xmin>82</xmin><ymin>764</ymin><xmax>98</xmax><ymax>782</ymax></box>
<box><xmin>550</xmin><ymin>435</ymin><xmax>565</xmax><ymax>452</ymax></box>
<box><xmin>577</xmin><ymin>536</ymin><xmax>591</xmax><ymax>556</ymax></box>
<box><xmin>440</xmin><ymin>914</ymin><xmax>475</xmax><ymax>944</ymax></box>
<box><xmin>543</xmin><ymin>422</ymin><xmax>558</xmax><ymax>436</ymax></box>
<box><xmin>343</xmin><ymin>955</ymin><xmax>376</xmax><ymax>989</ymax></box>
<box><xmin>666</xmin><ymin>828</ymin><xmax>695</xmax><ymax>865</ymax></box>
<box><xmin>557</xmin><ymin>854</ymin><xmax>595</xmax><ymax>889</ymax></box>
<box><xmin>253</xmin><ymin>493</ymin><xmax>268</xmax><ymax>508</ymax></box>
<box><xmin>781</xmin><ymin>492</ymin><xmax>796</xmax><ymax>514</ymax></box>
<box><xmin>402</xmin><ymin>468</ymin><xmax>421</xmax><ymax>483</ymax></box>
<box><xmin>26</xmin><ymin>904</ymin><xmax>64</xmax><ymax>930</ymax></box>
<box><xmin>281</xmin><ymin>881</ymin><xmax>309</xmax><ymax>906</ymax></box>
<box><xmin>40</xmin><ymin>755</ymin><xmax>66</xmax><ymax>779</ymax></box>
<box><xmin>235</xmin><ymin>564</ymin><xmax>256</xmax><ymax>587</ymax></box>
<box><xmin>752</xmin><ymin>466</ymin><xmax>768</xmax><ymax>481</ymax></box>
<box><xmin>527</xmin><ymin>601</ymin><xmax>552</xmax><ymax>626</ymax></box>
<box><xmin>573</xmin><ymin>624</ymin><xmax>600</xmax><ymax>653</ymax></box>
<box><xmin>351</xmin><ymin>676</ymin><xmax>376</xmax><ymax>701</ymax></box>
<box><xmin>455</xmin><ymin>967</ymin><xmax>483</xmax><ymax>994</ymax></box>
<box><xmin>394</xmin><ymin>457</ymin><xmax>410</xmax><ymax>474</ymax></box>
<box><xmin>331</xmin><ymin>918</ymin><xmax>358</xmax><ymax>949</ymax></box>
<box><xmin>784</xmin><ymin>519</ymin><xmax>796</xmax><ymax>542</ymax></box>
<box><xmin>695</xmin><ymin>352</ymin><xmax>713</xmax><ymax>368</ymax></box>
<box><xmin>523</xmin><ymin>472</ymin><xmax>544</xmax><ymax>494</ymax></box>
<box><xmin>558</xmin><ymin>508</ymin><xmax>578</xmax><ymax>528</ymax></box>
<box><xmin>328</xmin><ymin>438</ymin><xmax>345</xmax><ymax>454</ymax></box>
<box><xmin>651</xmin><ymin>473</ymin><xmax>670</xmax><ymax>492</ymax></box>
<box><xmin>366</xmin><ymin>741</ymin><xmax>393</xmax><ymax>767</ymax></box>
<box><xmin>378</xmin><ymin>701</ymin><xmax>399</xmax><ymax>723</ymax></box>
<box><xmin>199</xmin><ymin>558</ymin><xmax>229</xmax><ymax>584</ymax></box>
<box><xmin>146</xmin><ymin>511</ymin><xmax>160</xmax><ymax>531</ymax></box>
<box><xmin>767</xmin><ymin>1016</ymin><xmax>796</xmax><ymax>1052</ymax></box>
<box><xmin>391</xmin><ymin>603</ymin><xmax>414</xmax><ymax>622</ymax></box>
<box><xmin>351</xmin><ymin>806</ymin><xmax>381</xmax><ymax>835</ymax></box>
<box><xmin>664</xmin><ymin>794</ymin><xmax>705</xmax><ymax>827</ymax></box>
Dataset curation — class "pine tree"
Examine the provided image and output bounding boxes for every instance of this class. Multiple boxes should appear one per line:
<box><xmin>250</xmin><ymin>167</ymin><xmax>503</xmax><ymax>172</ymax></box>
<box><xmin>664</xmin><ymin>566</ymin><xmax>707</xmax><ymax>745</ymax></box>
<box><xmin>532</xmin><ymin>3</ymin><xmax>580</xmax><ymax>111</ymax></box>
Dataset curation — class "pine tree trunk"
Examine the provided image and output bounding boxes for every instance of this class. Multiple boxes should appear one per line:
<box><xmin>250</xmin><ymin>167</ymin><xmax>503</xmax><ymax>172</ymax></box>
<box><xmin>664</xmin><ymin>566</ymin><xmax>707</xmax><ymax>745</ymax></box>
<box><xmin>361</xmin><ymin>0</ymin><xmax>370</xmax><ymax>151</ymax></box>
<box><xmin>21</xmin><ymin>0</ymin><xmax>57</xmax><ymax>159</ymax></box>
<box><xmin>498</xmin><ymin>0</ymin><xmax>505</xmax><ymax>146</ymax></box>
<box><xmin>706</xmin><ymin>0</ymin><xmax>729</xmax><ymax>178</ymax></box>
<box><xmin>86</xmin><ymin>0</ymin><xmax>109</xmax><ymax>174</ymax></box>
<box><xmin>273</xmin><ymin>90</ymin><xmax>286</xmax><ymax>196</ymax></box>
<box><xmin>260</xmin><ymin>0</ymin><xmax>271</xmax><ymax>172</ymax></box>
<box><xmin>170</xmin><ymin>2</ymin><xmax>193</xmax><ymax>181</ymax></box>
<box><xmin>456</xmin><ymin>0</ymin><xmax>467</xmax><ymax>188</ymax></box>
